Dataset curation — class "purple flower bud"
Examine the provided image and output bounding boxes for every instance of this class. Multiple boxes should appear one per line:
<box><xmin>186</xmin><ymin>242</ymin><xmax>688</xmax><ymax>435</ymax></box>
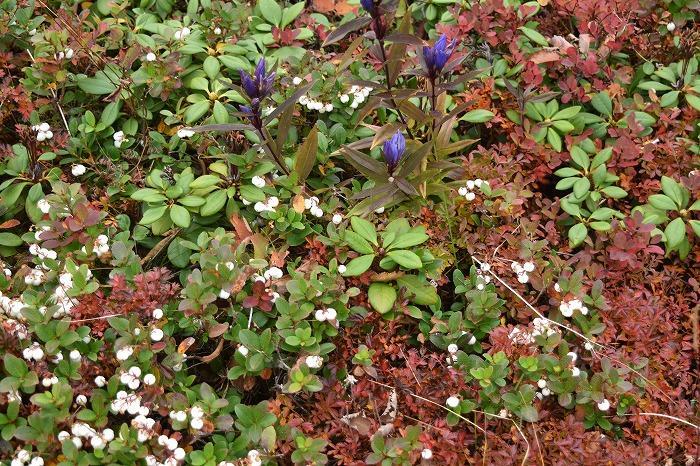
<box><xmin>361</xmin><ymin>0</ymin><xmax>377</xmax><ymax>15</ymax></box>
<box><xmin>239</xmin><ymin>58</ymin><xmax>275</xmax><ymax>100</ymax></box>
<box><xmin>422</xmin><ymin>34</ymin><xmax>456</xmax><ymax>79</ymax></box>
<box><xmin>382</xmin><ymin>130</ymin><xmax>405</xmax><ymax>174</ymax></box>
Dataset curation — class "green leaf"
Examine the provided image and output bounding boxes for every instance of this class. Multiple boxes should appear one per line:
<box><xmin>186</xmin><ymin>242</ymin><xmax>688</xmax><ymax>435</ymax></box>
<box><xmin>664</xmin><ymin>217</ymin><xmax>686</xmax><ymax>248</ymax></box>
<box><xmin>460</xmin><ymin>109</ymin><xmax>494</xmax><ymax>123</ymax></box>
<box><xmin>689</xmin><ymin>220</ymin><xmax>700</xmax><ymax>237</ymax></box>
<box><xmin>568</xmin><ymin>223</ymin><xmax>588</xmax><ymax>247</ymax></box>
<box><xmin>184</xmin><ymin>101</ymin><xmax>211</xmax><ymax>124</ymax></box>
<box><xmin>200</xmin><ymin>190</ymin><xmax>227</xmax><ymax>216</ymax></box>
<box><xmin>552</xmin><ymin>106</ymin><xmax>581</xmax><ymax>120</ymax></box>
<box><xmin>350</xmin><ymin>217</ymin><xmax>378</xmax><ymax>245</ymax></box>
<box><xmin>3</xmin><ymin>354</ymin><xmax>27</xmax><ymax>377</ymax></box>
<box><xmin>170</xmin><ymin>205</ymin><xmax>191</xmax><ymax>228</ymax></box>
<box><xmin>386</xmin><ymin>250</ymin><xmax>422</xmax><ymax>269</ymax></box>
<box><xmin>519</xmin><ymin>26</ymin><xmax>549</xmax><ymax>46</ymax></box>
<box><xmin>190</xmin><ymin>175</ymin><xmax>221</xmax><ymax>190</ymax></box>
<box><xmin>546</xmin><ymin>127</ymin><xmax>562</xmax><ymax>152</ymax></box>
<box><xmin>570</xmin><ymin>146</ymin><xmax>590</xmax><ymax>170</ymax></box>
<box><xmin>281</xmin><ymin>2</ymin><xmax>305</xmax><ymax>28</ymax></box>
<box><xmin>342</xmin><ymin>254</ymin><xmax>375</xmax><ymax>276</ymax></box>
<box><xmin>554</xmin><ymin>167</ymin><xmax>581</xmax><ymax>177</ymax></box>
<box><xmin>601</xmin><ymin>186</ymin><xmax>627</xmax><ymax>199</ymax></box>
<box><xmin>368</xmin><ymin>283</ymin><xmax>397</xmax><ymax>314</ymax></box>
<box><xmin>76</xmin><ymin>76</ymin><xmax>118</xmax><ymax>95</ymax></box>
<box><xmin>386</xmin><ymin>231</ymin><xmax>429</xmax><ymax>250</ymax></box>
<box><xmin>590</xmin><ymin>92</ymin><xmax>612</xmax><ymax>116</ymax></box>
<box><xmin>660</xmin><ymin>176</ymin><xmax>683</xmax><ymax>208</ymax></box>
<box><xmin>140</xmin><ymin>206</ymin><xmax>167</xmax><ymax>225</ymax></box>
<box><xmin>519</xmin><ymin>405</ymin><xmax>539</xmax><ymax>422</ymax></box>
<box><xmin>0</xmin><ymin>232</ymin><xmax>22</xmax><ymax>247</ymax></box>
<box><xmin>686</xmin><ymin>94</ymin><xmax>700</xmax><ymax>111</ymax></box>
<box><xmin>100</xmin><ymin>102</ymin><xmax>121</xmax><ymax>127</ymax></box>
<box><xmin>344</xmin><ymin>231</ymin><xmax>374</xmax><ymax>255</ymax></box>
<box><xmin>572</xmin><ymin>177</ymin><xmax>591</xmax><ymax>199</ymax></box>
<box><xmin>648</xmin><ymin>194</ymin><xmax>677</xmax><ymax>211</ymax></box>
<box><xmin>259</xmin><ymin>0</ymin><xmax>283</xmax><ymax>25</ymax></box>
<box><xmin>203</xmin><ymin>56</ymin><xmax>221</xmax><ymax>80</ymax></box>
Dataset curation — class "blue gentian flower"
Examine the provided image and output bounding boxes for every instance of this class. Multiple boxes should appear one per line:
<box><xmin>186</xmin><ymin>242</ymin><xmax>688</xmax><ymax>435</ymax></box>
<box><xmin>422</xmin><ymin>34</ymin><xmax>456</xmax><ymax>79</ymax></box>
<box><xmin>239</xmin><ymin>58</ymin><xmax>275</xmax><ymax>101</ymax></box>
<box><xmin>361</xmin><ymin>0</ymin><xmax>377</xmax><ymax>16</ymax></box>
<box><xmin>382</xmin><ymin>130</ymin><xmax>405</xmax><ymax>173</ymax></box>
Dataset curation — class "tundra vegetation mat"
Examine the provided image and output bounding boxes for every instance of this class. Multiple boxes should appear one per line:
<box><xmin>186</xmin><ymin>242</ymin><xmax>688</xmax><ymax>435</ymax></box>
<box><xmin>0</xmin><ymin>0</ymin><xmax>699</xmax><ymax>464</ymax></box>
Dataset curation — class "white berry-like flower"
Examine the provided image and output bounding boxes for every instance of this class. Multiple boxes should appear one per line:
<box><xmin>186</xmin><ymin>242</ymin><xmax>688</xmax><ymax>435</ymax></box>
<box><xmin>458</xmin><ymin>186</ymin><xmax>468</xmax><ymax>196</ymax></box>
<box><xmin>143</xmin><ymin>373</ymin><xmax>156</xmax><ymax>385</ymax></box>
<box><xmin>447</xmin><ymin>343</ymin><xmax>458</xmax><ymax>354</ymax></box>
<box><xmin>339</xmin><ymin>94</ymin><xmax>349</xmax><ymax>103</ymax></box>
<box><xmin>95</xmin><ymin>375</ymin><xmax>106</xmax><ymax>387</ymax></box>
<box><xmin>190</xmin><ymin>417</ymin><xmax>204</xmax><ymax>430</ymax></box>
<box><xmin>174</xmin><ymin>27</ymin><xmax>191</xmax><ymax>40</ymax></box>
<box><xmin>464</xmin><ymin>192</ymin><xmax>476</xmax><ymax>201</ymax></box>
<box><xmin>567</xmin><ymin>351</ymin><xmax>577</xmax><ymax>363</ymax></box>
<box><xmin>145</xmin><ymin>52</ymin><xmax>156</xmax><ymax>62</ymax></box>
<box><xmin>65</xmin><ymin>48</ymin><xmax>74</xmax><ymax>59</ymax></box>
<box><xmin>667</xmin><ymin>22</ymin><xmax>676</xmax><ymax>32</ymax></box>
<box><xmin>466</xmin><ymin>180</ymin><xmax>475</xmax><ymax>190</ymax></box>
<box><xmin>219</xmin><ymin>289</ymin><xmax>231</xmax><ymax>299</ymax></box>
<box><xmin>113</xmin><ymin>131</ymin><xmax>126</xmax><ymax>148</ymax></box>
<box><xmin>251</xmin><ymin>175</ymin><xmax>266</xmax><ymax>188</ymax></box>
<box><xmin>213</xmin><ymin>27</ymin><xmax>222</xmax><ymax>34</ymax></box>
<box><xmin>173</xmin><ymin>448</ymin><xmax>186</xmax><ymax>460</ymax></box>
<box><xmin>474</xmin><ymin>178</ymin><xmax>483</xmax><ymax>187</ymax></box>
<box><xmin>150</xmin><ymin>328</ymin><xmax>164</xmax><ymax>342</ymax></box>
<box><xmin>554</xmin><ymin>282</ymin><xmax>561</xmax><ymax>292</ymax></box>
<box><xmin>446</xmin><ymin>396</ymin><xmax>460</xmax><ymax>408</ymax></box>
<box><xmin>571</xmin><ymin>367</ymin><xmax>581</xmax><ymax>377</ymax></box>
<box><xmin>580</xmin><ymin>306</ymin><xmax>589</xmax><ymax>315</ymax></box>
<box><xmin>71</xmin><ymin>164</ymin><xmax>86</xmax><ymax>176</ymax></box>
<box><xmin>292</xmin><ymin>76</ymin><xmax>302</xmax><ymax>85</ymax></box>
<box><xmin>332</xmin><ymin>213</ymin><xmax>343</xmax><ymax>224</ymax></box>
<box><xmin>76</xmin><ymin>394</ymin><xmax>87</xmax><ymax>405</ymax></box>
<box><xmin>584</xmin><ymin>342</ymin><xmax>594</xmax><ymax>351</ymax></box>
<box><xmin>559</xmin><ymin>302</ymin><xmax>573</xmax><ymax>317</ymax></box>
<box><xmin>305</xmin><ymin>355</ymin><xmax>323</xmax><ymax>369</ymax></box>
<box><xmin>338</xmin><ymin>264</ymin><xmax>347</xmax><ymax>274</ymax></box>
<box><xmin>264</xmin><ymin>267</ymin><xmax>283</xmax><ymax>280</ymax></box>
<box><xmin>537</xmin><ymin>379</ymin><xmax>547</xmax><ymax>389</ymax></box>
<box><xmin>69</xmin><ymin>350</ymin><xmax>81</xmax><ymax>361</ymax></box>
<box><xmin>523</xmin><ymin>261</ymin><xmax>535</xmax><ymax>272</ymax></box>
<box><xmin>238</xmin><ymin>345</ymin><xmax>249</xmax><ymax>357</ymax></box>
<box><xmin>314</xmin><ymin>309</ymin><xmax>327</xmax><ymax>322</ymax></box>
<box><xmin>152</xmin><ymin>308</ymin><xmax>163</xmax><ymax>319</ymax></box>
<box><xmin>541</xmin><ymin>387</ymin><xmax>551</xmax><ymax>396</ymax></box>
<box><xmin>517</xmin><ymin>273</ymin><xmax>529</xmax><ymax>284</ymax></box>
<box><xmin>375</xmin><ymin>206</ymin><xmax>385</xmax><ymax>214</ymax></box>
<box><xmin>468</xmin><ymin>335</ymin><xmax>477</xmax><ymax>345</ymax></box>
<box><xmin>421</xmin><ymin>448</ymin><xmax>433</xmax><ymax>460</ymax></box>
<box><xmin>325</xmin><ymin>308</ymin><xmax>337</xmax><ymax>320</ymax></box>
<box><xmin>597</xmin><ymin>398</ymin><xmax>610</xmax><ymax>411</ymax></box>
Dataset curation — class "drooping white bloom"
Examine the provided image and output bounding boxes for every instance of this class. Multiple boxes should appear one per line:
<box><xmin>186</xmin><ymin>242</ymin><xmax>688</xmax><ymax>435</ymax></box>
<box><xmin>325</xmin><ymin>308</ymin><xmax>337</xmax><ymax>320</ymax></box>
<box><xmin>71</xmin><ymin>164</ymin><xmax>86</xmax><ymax>176</ymax></box>
<box><xmin>173</xmin><ymin>27</ymin><xmax>191</xmax><ymax>40</ymax></box>
<box><xmin>145</xmin><ymin>52</ymin><xmax>156</xmax><ymax>62</ymax></box>
<box><xmin>143</xmin><ymin>373</ymin><xmax>156</xmax><ymax>385</ymax></box>
<box><xmin>152</xmin><ymin>308</ymin><xmax>163</xmax><ymax>319</ymax></box>
<box><xmin>37</xmin><ymin>199</ymin><xmax>51</xmax><ymax>214</ymax></box>
<box><xmin>421</xmin><ymin>449</ymin><xmax>433</xmax><ymax>460</ymax></box>
<box><xmin>264</xmin><ymin>267</ymin><xmax>283</xmax><ymax>280</ymax></box>
<box><xmin>177</xmin><ymin>128</ymin><xmax>195</xmax><ymax>138</ymax></box>
<box><xmin>447</xmin><ymin>343</ymin><xmax>458</xmax><ymax>354</ymax></box>
<box><xmin>571</xmin><ymin>367</ymin><xmax>581</xmax><ymax>377</ymax></box>
<box><xmin>537</xmin><ymin>379</ymin><xmax>547</xmax><ymax>389</ymax></box>
<box><xmin>339</xmin><ymin>94</ymin><xmax>349</xmax><ymax>103</ymax></box>
<box><xmin>464</xmin><ymin>192</ymin><xmax>476</xmax><ymax>201</ymax></box>
<box><xmin>292</xmin><ymin>77</ymin><xmax>302</xmax><ymax>85</ymax></box>
<box><xmin>95</xmin><ymin>375</ymin><xmax>106</xmax><ymax>387</ymax></box>
<box><xmin>597</xmin><ymin>399</ymin><xmax>610</xmax><ymax>411</ymax></box>
<box><xmin>523</xmin><ymin>261</ymin><xmax>535</xmax><ymax>272</ymax></box>
<box><xmin>332</xmin><ymin>213</ymin><xmax>343</xmax><ymax>224</ymax></box>
<box><xmin>113</xmin><ymin>131</ymin><xmax>126</xmax><ymax>148</ymax></box>
<box><xmin>446</xmin><ymin>396</ymin><xmax>460</xmax><ymax>408</ymax></box>
<box><xmin>238</xmin><ymin>345</ymin><xmax>249</xmax><ymax>357</ymax></box>
<box><xmin>219</xmin><ymin>289</ymin><xmax>231</xmax><ymax>299</ymax></box>
<box><xmin>190</xmin><ymin>417</ymin><xmax>204</xmax><ymax>430</ymax></box>
<box><xmin>338</xmin><ymin>264</ymin><xmax>347</xmax><ymax>274</ymax></box>
<box><xmin>667</xmin><ymin>22</ymin><xmax>676</xmax><ymax>32</ymax></box>
<box><xmin>314</xmin><ymin>309</ymin><xmax>327</xmax><ymax>322</ymax></box>
<box><xmin>251</xmin><ymin>175</ymin><xmax>266</xmax><ymax>188</ymax></box>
